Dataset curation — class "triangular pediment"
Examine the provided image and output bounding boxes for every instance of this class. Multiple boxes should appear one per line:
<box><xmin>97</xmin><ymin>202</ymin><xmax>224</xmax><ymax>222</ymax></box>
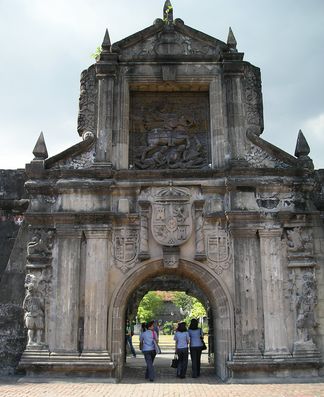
<box><xmin>112</xmin><ymin>19</ymin><xmax>231</xmax><ymax>61</ymax></box>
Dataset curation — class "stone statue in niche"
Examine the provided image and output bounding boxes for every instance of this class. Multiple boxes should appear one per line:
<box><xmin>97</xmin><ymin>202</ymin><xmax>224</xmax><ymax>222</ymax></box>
<box><xmin>23</xmin><ymin>274</ymin><xmax>45</xmax><ymax>347</ymax></box>
<box><xmin>129</xmin><ymin>92</ymin><xmax>209</xmax><ymax>169</ymax></box>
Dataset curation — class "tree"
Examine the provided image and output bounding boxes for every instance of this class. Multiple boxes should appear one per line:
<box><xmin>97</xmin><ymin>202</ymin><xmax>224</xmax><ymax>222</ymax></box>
<box><xmin>137</xmin><ymin>291</ymin><xmax>163</xmax><ymax>323</ymax></box>
<box><xmin>172</xmin><ymin>292</ymin><xmax>194</xmax><ymax>316</ymax></box>
<box><xmin>191</xmin><ymin>300</ymin><xmax>206</xmax><ymax>319</ymax></box>
<box><xmin>172</xmin><ymin>292</ymin><xmax>206</xmax><ymax>322</ymax></box>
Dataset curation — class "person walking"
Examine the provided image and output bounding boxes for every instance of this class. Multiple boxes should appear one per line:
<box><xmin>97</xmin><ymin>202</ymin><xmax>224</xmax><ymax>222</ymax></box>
<box><xmin>188</xmin><ymin>318</ymin><xmax>204</xmax><ymax>378</ymax></box>
<box><xmin>140</xmin><ymin>320</ymin><xmax>157</xmax><ymax>382</ymax></box>
<box><xmin>174</xmin><ymin>321</ymin><xmax>190</xmax><ymax>378</ymax></box>
<box><xmin>125</xmin><ymin>319</ymin><xmax>136</xmax><ymax>358</ymax></box>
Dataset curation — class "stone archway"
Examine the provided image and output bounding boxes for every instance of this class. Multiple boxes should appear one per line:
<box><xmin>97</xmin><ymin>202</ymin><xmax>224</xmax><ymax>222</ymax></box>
<box><xmin>108</xmin><ymin>258</ymin><xmax>234</xmax><ymax>381</ymax></box>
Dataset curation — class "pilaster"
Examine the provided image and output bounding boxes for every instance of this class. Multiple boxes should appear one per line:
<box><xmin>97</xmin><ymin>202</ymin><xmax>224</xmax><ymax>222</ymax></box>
<box><xmin>82</xmin><ymin>227</ymin><xmax>110</xmax><ymax>354</ymax></box>
<box><xmin>258</xmin><ymin>228</ymin><xmax>290</xmax><ymax>357</ymax></box>
<box><xmin>95</xmin><ymin>76</ymin><xmax>114</xmax><ymax>165</ymax></box>
<box><xmin>231</xmin><ymin>226</ymin><xmax>262</xmax><ymax>358</ymax></box>
<box><xmin>53</xmin><ymin>227</ymin><xmax>83</xmax><ymax>353</ymax></box>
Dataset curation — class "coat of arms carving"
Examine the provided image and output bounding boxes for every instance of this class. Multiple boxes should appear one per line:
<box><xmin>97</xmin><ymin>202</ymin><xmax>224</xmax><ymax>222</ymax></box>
<box><xmin>152</xmin><ymin>187</ymin><xmax>192</xmax><ymax>247</ymax></box>
<box><xmin>206</xmin><ymin>227</ymin><xmax>231</xmax><ymax>274</ymax></box>
<box><xmin>113</xmin><ymin>227</ymin><xmax>139</xmax><ymax>272</ymax></box>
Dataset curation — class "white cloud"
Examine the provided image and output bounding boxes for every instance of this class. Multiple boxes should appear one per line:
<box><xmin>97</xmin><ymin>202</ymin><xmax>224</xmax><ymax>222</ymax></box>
<box><xmin>302</xmin><ymin>114</ymin><xmax>324</xmax><ymax>143</ymax></box>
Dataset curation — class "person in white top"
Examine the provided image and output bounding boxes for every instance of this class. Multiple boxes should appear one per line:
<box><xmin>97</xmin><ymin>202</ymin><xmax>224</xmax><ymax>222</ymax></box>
<box><xmin>173</xmin><ymin>322</ymin><xmax>190</xmax><ymax>378</ymax></box>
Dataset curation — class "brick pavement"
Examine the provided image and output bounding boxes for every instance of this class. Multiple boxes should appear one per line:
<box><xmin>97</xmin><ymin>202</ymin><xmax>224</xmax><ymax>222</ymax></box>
<box><xmin>1</xmin><ymin>352</ymin><xmax>324</xmax><ymax>396</ymax></box>
<box><xmin>0</xmin><ymin>376</ymin><xmax>324</xmax><ymax>397</ymax></box>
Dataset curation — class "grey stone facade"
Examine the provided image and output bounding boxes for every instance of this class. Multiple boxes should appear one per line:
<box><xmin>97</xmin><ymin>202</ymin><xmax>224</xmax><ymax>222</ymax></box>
<box><xmin>1</xmin><ymin>2</ymin><xmax>324</xmax><ymax>381</ymax></box>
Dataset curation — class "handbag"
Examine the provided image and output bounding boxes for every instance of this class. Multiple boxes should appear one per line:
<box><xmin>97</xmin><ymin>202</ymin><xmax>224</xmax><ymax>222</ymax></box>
<box><xmin>153</xmin><ymin>339</ymin><xmax>161</xmax><ymax>354</ymax></box>
<box><xmin>152</xmin><ymin>330</ymin><xmax>161</xmax><ymax>354</ymax></box>
<box><xmin>200</xmin><ymin>329</ymin><xmax>207</xmax><ymax>351</ymax></box>
<box><xmin>171</xmin><ymin>355</ymin><xmax>178</xmax><ymax>368</ymax></box>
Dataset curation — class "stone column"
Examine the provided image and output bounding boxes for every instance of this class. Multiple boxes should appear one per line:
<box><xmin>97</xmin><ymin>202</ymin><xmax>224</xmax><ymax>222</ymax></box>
<box><xmin>82</xmin><ymin>227</ymin><xmax>110</xmax><ymax>354</ymax></box>
<box><xmin>258</xmin><ymin>228</ymin><xmax>290</xmax><ymax>357</ymax></box>
<box><xmin>95</xmin><ymin>76</ymin><xmax>114</xmax><ymax>165</ymax></box>
<box><xmin>232</xmin><ymin>227</ymin><xmax>262</xmax><ymax>358</ymax></box>
<box><xmin>54</xmin><ymin>227</ymin><xmax>82</xmax><ymax>353</ymax></box>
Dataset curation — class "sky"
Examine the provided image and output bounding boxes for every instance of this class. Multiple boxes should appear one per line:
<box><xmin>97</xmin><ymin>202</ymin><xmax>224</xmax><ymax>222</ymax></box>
<box><xmin>0</xmin><ymin>0</ymin><xmax>323</xmax><ymax>170</ymax></box>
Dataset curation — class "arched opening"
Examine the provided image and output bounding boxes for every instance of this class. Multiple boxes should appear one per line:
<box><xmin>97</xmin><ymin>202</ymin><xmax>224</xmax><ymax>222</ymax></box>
<box><xmin>108</xmin><ymin>259</ymin><xmax>234</xmax><ymax>381</ymax></box>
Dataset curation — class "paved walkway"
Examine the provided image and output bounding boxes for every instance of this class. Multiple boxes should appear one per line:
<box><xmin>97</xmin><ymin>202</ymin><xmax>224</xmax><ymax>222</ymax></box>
<box><xmin>1</xmin><ymin>376</ymin><xmax>323</xmax><ymax>397</ymax></box>
<box><xmin>1</xmin><ymin>349</ymin><xmax>323</xmax><ymax>396</ymax></box>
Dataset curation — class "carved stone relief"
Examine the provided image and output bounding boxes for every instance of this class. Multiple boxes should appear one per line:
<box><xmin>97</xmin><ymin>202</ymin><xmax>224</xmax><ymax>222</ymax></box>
<box><xmin>138</xmin><ymin>201</ymin><xmax>150</xmax><ymax>260</ymax></box>
<box><xmin>243</xmin><ymin>66</ymin><xmax>263</xmax><ymax>136</ymax></box>
<box><xmin>23</xmin><ymin>273</ymin><xmax>47</xmax><ymax>348</ymax></box>
<box><xmin>194</xmin><ymin>200</ymin><xmax>206</xmax><ymax>260</ymax></box>
<box><xmin>163</xmin><ymin>246</ymin><xmax>180</xmax><ymax>268</ymax></box>
<box><xmin>256</xmin><ymin>192</ymin><xmax>308</xmax><ymax>212</ymax></box>
<box><xmin>27</xmin><ymin>229</ymin><xmax>55</xmax><ymax>263</ymax></box>
<box><xmin>286</xmin><ymin>227</ymin><xmax>313</xmax><ymax>254</ymax></box>
<box><xmin>24</xmin><ymin>228</ymin><xmax>55</xmax><ymax>349</ymax></box>
<box><xmin>64</xmin><ymin>146</ymin><xmax>95</xmax><ymax>169</ymax></box>
<box><xmin>129</xmin><ymin>92</ymin><xmax>210</xmax><ymax>170</ymax></box>
<box><xmin>284</xmin><ymin>226</ymin><xmax>315</xmax><ymax>268</ymax></box>
<box><xmin>205</xmin><ymin>223</ymin><xmax>232</xmax><ymax>275</ymax></box>
<box><xmin>77</xmin><ymin>65</ymin><xmax>97</xmax><ymax>136</ymax></box>
<box><xmin>113</xmin><ymin>227</ymin><xmax>139</xmax><ymax>273</ymax></box>
<box><xmin>245</xmin><ymin>144</ymin><xmax>290</xmax><ymax>169</ymax></box>
<box><xmin>151</xmin><ymin>186</ymin><xmax>192</xmax><ymax>246</ymax></box>
<box><xmin>120</xmin><ymin>30</ymin><xmax>221</xmax><ymax>59</ymax></box>
<box><xmin>288</xmin><ymin>268</ymin><xmax>318</xmax><ymax>354</ymax></box>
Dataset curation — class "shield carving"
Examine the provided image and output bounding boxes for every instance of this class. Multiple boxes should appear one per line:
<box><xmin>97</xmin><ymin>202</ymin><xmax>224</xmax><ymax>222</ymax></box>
<box><xmin>114</xmin><ymin>228</ymin><xmax>138</xmax><ymax>266</ymax></box>
<box><xmin>207</xmin><ymin>234</ymin><xmax>231</xmax><ymax>263</ymax></box>
<box><xmin>152</xmin><ymin>187</ymin><xmax>192</xmax><ymax>247</ymax></box>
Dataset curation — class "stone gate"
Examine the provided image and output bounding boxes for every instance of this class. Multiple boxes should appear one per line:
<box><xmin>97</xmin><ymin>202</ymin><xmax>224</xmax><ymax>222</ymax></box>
<box><xmin>1</xmin><ymin>1</ymin><xmax>324</xmax><ymax>382</ymax></box>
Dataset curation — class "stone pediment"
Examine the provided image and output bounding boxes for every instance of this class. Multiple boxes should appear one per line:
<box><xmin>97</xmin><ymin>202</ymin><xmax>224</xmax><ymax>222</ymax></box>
<box><xmin>245</xmin><ymin>129</ymin><xmax>299</xmax><ymax>169</ymax></box>
<box><xmin>112</xmin><ymin>19</ymin><xmax>230</xmax><ymax>61</ymax></box>
<box><xmin>44</xmin><ymin>132</ymin><xmax>95</xmax><ymax>170</ymax></box>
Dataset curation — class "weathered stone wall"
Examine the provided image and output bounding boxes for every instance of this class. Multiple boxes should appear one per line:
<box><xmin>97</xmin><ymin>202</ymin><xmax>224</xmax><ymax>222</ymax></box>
<box><xmin>0</xmin><ymin>169</ymin><xmax>28</xmax><ymax>374</ymax></box>
<box><xmin>0</xmin><ymin>170</ymin><xmax>27</xmax><ymax>278</ymax></box>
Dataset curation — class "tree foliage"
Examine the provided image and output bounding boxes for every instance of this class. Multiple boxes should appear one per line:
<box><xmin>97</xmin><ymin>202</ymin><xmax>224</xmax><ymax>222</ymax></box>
<box><xmin>137</xmin><ymin>291</ymin><xmax>163</xmax><ymax>323</ymax></box>
<box><xmin>172</xmin><ymin>292</ymin><xmax>206</xmax><ymax>321</ymax></box>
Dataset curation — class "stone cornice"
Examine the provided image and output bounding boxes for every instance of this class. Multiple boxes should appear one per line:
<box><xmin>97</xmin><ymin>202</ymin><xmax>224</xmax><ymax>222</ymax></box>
<box><xmin>83</xmin><ymin>227</ymin><xmax>111</xmax><ymax>239</ymax></box>
<box><xmin>258</xmin><ymin>228</ymin><xmax>283</xmax><ymax>238</ymax></box>
<box><xmin>24</xmin><ymin>167</ymin><xmax>313</xmax><ymax>195</ymax></box>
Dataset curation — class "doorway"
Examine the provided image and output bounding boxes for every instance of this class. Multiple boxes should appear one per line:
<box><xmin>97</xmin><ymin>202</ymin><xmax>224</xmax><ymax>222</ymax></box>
<box><xmin>108</xmin><ymin>259</ymin><xmax>234</xmax><ymax>381</ymax></box>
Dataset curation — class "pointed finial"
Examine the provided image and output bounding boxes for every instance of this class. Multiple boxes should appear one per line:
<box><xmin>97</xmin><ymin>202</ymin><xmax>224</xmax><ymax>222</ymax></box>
<box><xmin>294</xmin><ymin>129</ymin><xmax>314</xmax><ymax>169</ymax></box>
<box><xmin>163</xmin><ymin>0</ymin><xmax>173</xmax><ymax>24</ymax></box>
<box><xmin>102</xmin><ymin>28</ymin><xmax>111</xmax><ymax>52</ymax></box>
<box><xmin>227</xmin><ymin>27</ymin><xmax>237</xmax><ymax>51</ymax></box>
<box><xmin>32</xmin><ymin>132</ymin><xmax>48</xmax><ymax>160</ymax></box>
<box><xmin>295</xmin><ymin>129</ymin><xmax>310</xmax><ymax>158</ymax></box>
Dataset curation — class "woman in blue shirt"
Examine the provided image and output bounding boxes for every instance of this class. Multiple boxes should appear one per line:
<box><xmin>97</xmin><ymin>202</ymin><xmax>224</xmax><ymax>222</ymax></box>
<box><xmin>174</xmin><ymin>322</ymin><xmax>190</xmax><ymax>378</ymax></box>
<box><xmin>139</xmin><ymin>320</ymin><xmax>158</xmax><ymax>381</ymax></box>
<box><xmin>188</xmin><ymin>318</ymin><xmax>204</xmax><ymax>378</ymax></box>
